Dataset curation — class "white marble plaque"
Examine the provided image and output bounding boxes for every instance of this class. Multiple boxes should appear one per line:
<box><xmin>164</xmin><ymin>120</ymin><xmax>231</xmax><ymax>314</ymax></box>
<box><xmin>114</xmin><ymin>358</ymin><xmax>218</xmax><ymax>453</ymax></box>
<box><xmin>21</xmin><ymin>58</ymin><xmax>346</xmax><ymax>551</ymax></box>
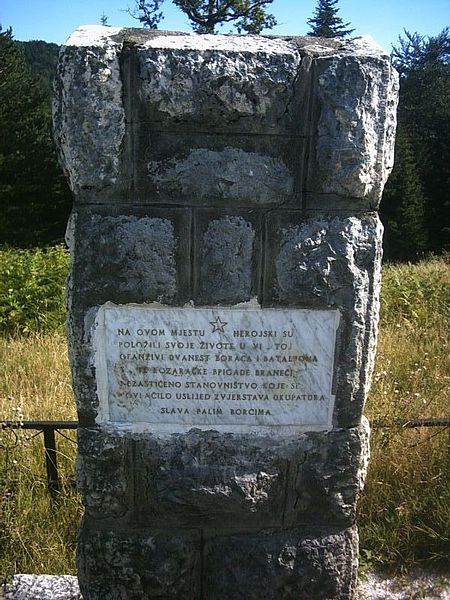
<box><xmin>93</xmin><ymin>304</ymin><xmax>340</xmax><ymax>434</ymax></box>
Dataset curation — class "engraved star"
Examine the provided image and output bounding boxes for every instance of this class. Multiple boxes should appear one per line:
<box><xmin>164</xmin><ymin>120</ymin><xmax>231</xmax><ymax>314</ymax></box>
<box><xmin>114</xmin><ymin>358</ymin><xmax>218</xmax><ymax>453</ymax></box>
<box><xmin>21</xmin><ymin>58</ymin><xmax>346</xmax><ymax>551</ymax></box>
<box><xmin>209</xmin><ymin>315</ymin><xmax>228</xmax><ymax>334</ymax></box>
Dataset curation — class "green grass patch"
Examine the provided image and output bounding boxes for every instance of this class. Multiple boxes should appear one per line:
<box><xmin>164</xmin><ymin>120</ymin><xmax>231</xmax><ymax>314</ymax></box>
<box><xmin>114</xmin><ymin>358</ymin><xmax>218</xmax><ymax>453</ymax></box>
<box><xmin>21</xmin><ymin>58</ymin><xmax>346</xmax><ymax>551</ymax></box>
<box><xmin>0</xmin><ymin>245</ymin><xmax>69</xmax><ymax>335</ymax></box>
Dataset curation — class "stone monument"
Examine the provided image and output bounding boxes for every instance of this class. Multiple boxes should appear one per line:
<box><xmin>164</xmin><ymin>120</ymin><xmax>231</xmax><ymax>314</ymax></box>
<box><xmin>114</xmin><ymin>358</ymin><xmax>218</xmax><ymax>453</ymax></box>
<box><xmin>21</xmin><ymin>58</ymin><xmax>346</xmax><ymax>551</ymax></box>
<box><xmin>53</xmin><ymin>26</ymin><xmax>398</xmax><ymax>599</ymax></box>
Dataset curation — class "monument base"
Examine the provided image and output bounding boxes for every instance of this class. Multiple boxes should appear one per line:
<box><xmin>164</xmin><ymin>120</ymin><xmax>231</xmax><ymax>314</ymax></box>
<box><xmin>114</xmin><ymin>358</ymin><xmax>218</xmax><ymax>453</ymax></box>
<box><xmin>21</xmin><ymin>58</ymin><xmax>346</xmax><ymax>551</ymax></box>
<box><xmin>76</xmin><ymin>424</ymin><xmax>369</xmax><ymax>599</ymax></box>
<box><xmin>78</xmin><ymin>525</ymin><xmax>358</xmax><ymax>599</ymax></box>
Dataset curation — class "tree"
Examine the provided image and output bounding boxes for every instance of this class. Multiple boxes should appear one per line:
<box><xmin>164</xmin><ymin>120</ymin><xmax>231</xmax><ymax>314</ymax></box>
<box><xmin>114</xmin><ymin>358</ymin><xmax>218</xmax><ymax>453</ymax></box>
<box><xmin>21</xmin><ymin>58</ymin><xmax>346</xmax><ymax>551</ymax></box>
<box><xmin>129</xmin><ymin>0</ymin><xmax>165</xmax><ymax>29</ymax></box>
<box><xmin>0</xmin><ymin>27</ymin><xmax>71</xmax><ymax>246</ymax></box>
<box><xmin>381</xmin><ymin>128</ymin><xmax>428</xmax><ymax>260</ymax></box>
<box><xmin>307</xmin><ymin>0</ymin><xmax>354</xmax><ymax>38</ymax></box>
<box><xmin>392</xmin><ymin>28</ymin><xmax>450</xmax><ymax>76</ymax></box>
<box><xmin>133</xmin><ymin>0</ymin><xmax>276</xmax><ymax>34</ymax></box>
<box><xmin>381</xmin><ymin>28</ymin><xmax>450</xmax><ymax>257</ymax></box>
<box><xmin>19</xmin><ymin>40</ymin><xmax>60</xmax><ymax>98</ymax></box>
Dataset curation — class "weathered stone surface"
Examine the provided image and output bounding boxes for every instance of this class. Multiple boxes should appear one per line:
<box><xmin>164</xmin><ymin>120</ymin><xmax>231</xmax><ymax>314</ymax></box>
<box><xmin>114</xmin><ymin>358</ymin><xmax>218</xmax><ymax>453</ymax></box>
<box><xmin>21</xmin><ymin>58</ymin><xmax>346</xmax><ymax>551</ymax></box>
<box><xmin>306</xmin><ymin>40</ymin><xmax>399</xmax><ymax>204</ymax></box>
<box><xmin>76</xmin><ymin>428</ymin><xmax>132</xmax><ymax>521</ymax></box>
<box><xmin>2</xmin><ymin>575</ymin><xmax>81</xmax><ymax>600</ymax></box>
<box><xmin>134</xmin><ymin>35</ymin><xmax>301</xmax><ymax>128</ymax></box>
<box><xmin>266</xmin><ymin>212</ymin><xmax>383</xmax><ymax>427</ymax></box>
<box><xmin>77</xmin><ymin>528</ymin><xmax>201</xmax><ymax>599</ymax></box>
<box><xmin>134</xmin><ymin>129</ymin><xmax>300</xmax><ymax>206</ymax></box>
<box><xmin>54</xmin><ymin>27</ymin><xmax>398</xmax><ymax>209</ymax></box>
<box><xmin>203</xmin><ymin>526</ymin><xmax>359</xmax><ymax>600</ymax></box>
<box><xmin>285</xmin><ymin>417</ymin><xmax>371</xmax><ymax>527</ymax></box>
<box><xmin>67</xmin><ymin>211</ymin><xmax>180</xmax><ymax>305</ymax></box>
<box><xmin>53</xmin><ymin>28</ymin><xmax>125</xmax><ymax>195</ymax></box>
<box><xmin>74</xmin><ymin>423</ymin><xmax>369</xmax><ymax>529</ymax></box>
<box><xmin>132</xmin><ymin>429</ymin><xmax>289</xmax><ymax>528</ymax></box>
<box><xmin>196</xmin><ymin>213</ymin><xmax>258</xmax><ymax>303</ymax></box>
<box><xmin>147</xmin><ymin>147</ymin><xmax>294</xmax><ymax>203</ymax></box>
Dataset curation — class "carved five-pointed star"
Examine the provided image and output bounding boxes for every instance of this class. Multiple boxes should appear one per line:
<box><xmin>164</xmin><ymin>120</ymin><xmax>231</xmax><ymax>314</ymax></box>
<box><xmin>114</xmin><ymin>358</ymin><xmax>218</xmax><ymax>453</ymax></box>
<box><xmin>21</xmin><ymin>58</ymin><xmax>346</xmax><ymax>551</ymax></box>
<box><xmin>209</xmin><ymin>315</ymin><xmax>228</xmax><ymax>334</ymax></box>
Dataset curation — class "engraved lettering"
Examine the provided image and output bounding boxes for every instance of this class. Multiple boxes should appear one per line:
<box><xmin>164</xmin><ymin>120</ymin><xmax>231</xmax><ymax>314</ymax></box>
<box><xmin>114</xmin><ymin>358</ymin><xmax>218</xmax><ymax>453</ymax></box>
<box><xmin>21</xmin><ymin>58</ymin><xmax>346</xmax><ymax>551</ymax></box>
<box><xmin>94</xmin><ymin>306</ymin><xmax>339</xmax><ymax>432</ymax></box>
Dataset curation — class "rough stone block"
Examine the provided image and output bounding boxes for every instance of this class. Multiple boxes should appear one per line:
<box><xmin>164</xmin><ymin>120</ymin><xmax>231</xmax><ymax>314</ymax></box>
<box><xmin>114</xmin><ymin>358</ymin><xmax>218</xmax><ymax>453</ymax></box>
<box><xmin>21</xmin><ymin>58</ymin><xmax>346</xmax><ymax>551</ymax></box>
<box><xmin>127</xmin><ymin>422</ymin><xmax>369</xmax><ymax>529</ymax></box>
<box><xmin>67</xmin><ymin>209</ymin><xmax>190</xmax><ymax>307</ymax></box>
<box><xmin>306</xmin><ymin>44</ymin><xmax>399</xmax><ymax>206</ymax></box>
<box><xmin>133</xmin><ymin>35</ymin><xmax>302</xmax><ymax>130</ymax></box>
<box><xmin>284</xmin><ymin>419</ymin><xmax>370</xmax><ymax>527</ymax></box>
<box><xmin>132</xmin><ymin>429</ymin><xmax>289</xmax><ymax>528</ymax></box>
<box><xmin>130</xmin><ymin>128</ymin><xmax>300</xmax><ymax>206</ymax></box>
<box><xmin>77</xmin><ymin>527</ymin><xmax>201</xmax><ymax>599</ymax></box>
<box><xmin>194</xmin><ymin>211</ymin><xmax>261</xmax><ymax>304</ymax></box>
<box><xmin>54</xmin><ymin>28</ymin><xmax>398</xmax><ymax>209</ymax></box>
<box><xmin>203</xmin><ymin>526</ymin><xmax>359</xmax><ymax>600</ymax></box>
<box><xmin>53</xmin><ymin>34</ymin><xmax>126</xmax><ymax>196</ymax></box>
<box><xmin>146</xmin><ymin>146</ymin><xmax>295</xmax><ymax>206</ymax></box>
<box><xmin>265</xmin><ymin>212</ymin><xmax>383</xmax><ymax>427</ymax></box>
<box><xmin>77</xmin><ymin>427</ymin><xmax>132</xmax><ymax>522</ymax></box>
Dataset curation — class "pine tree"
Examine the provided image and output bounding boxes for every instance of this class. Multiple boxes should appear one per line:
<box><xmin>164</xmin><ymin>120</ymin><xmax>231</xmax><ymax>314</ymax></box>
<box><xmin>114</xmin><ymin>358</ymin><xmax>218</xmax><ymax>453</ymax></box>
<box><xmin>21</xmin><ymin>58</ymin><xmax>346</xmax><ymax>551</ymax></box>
<box><xmin>381</xmin><ymin>127</ymin><xmax>428</xmax><ymax>260</ymax></box>
<box><xmin>307</xmin><ymin>0</ymin><xmax>354</xmax><ymax>38</ymax></box>
<box><xmin>133</xmin><ymin>0</ymin><xmax>276</xmax><ymax>34</ymax></box>
<box><xmin>0</xmin><ymin>28</ymin><xmax>71</xmax><ymax>246</ymax></box>
<box><xmin>130</xmin><ymin>0</ymin><xmax>165</xmax><ymax>29</ymax></box>
<box><xmin>386</xmin><ymin>28</ymin><xmax>450</xmax><ymax>256</ymax></box>
<box><xmin>19</xmin><ymin>40</ymin><xmax>60</xmax><ymax>98</ymax></box>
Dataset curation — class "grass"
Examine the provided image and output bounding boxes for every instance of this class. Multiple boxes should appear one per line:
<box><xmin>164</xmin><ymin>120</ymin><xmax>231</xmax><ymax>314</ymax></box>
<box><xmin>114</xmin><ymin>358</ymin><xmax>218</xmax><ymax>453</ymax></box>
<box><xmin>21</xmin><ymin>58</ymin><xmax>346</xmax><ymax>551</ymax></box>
<box><xmin>0</xmin><ymin>333</ymin><xmax>81</xmax><ymax>576</ymax></box>
<box><xmin>0</xmin><ymin>249</ymin><xmax>448</xmax><ymax>576</ymax></box>
<box><xmin>359</xmin><ymin>255</ymin><xmax>450</xmax><ymax>572</ymax></box>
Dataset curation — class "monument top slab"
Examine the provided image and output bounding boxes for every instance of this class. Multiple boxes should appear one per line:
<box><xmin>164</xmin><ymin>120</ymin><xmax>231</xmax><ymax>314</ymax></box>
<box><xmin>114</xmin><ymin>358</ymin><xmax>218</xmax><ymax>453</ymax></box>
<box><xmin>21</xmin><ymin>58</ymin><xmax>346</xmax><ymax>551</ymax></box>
<box><xmin>64</xmin><ymin>25</ymin><xmax>389</xmax><ymax>58</ymax></box>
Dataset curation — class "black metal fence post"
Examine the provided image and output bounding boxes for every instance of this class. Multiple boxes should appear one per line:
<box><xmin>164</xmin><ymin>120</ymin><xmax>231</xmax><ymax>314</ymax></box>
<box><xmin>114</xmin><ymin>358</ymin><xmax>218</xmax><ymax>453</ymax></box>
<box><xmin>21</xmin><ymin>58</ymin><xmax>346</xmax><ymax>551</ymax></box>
<box><xmin>43</xmin><ymin>425</ymin><xmax>60</xmax><ymax>496</ymax></box>
<box><xmin>1</xmin><ymin>420</ymin><xmax>78</xmax><ymax>497</ymax></box>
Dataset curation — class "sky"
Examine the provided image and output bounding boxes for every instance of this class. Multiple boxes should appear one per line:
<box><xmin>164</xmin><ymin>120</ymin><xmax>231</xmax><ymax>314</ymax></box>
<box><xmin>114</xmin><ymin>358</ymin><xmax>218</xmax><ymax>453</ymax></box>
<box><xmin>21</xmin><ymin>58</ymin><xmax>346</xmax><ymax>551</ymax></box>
<box><xmin>1</xmin><ymin>0</ymin><xmax>449</xmax><ymax>54</ymax></box>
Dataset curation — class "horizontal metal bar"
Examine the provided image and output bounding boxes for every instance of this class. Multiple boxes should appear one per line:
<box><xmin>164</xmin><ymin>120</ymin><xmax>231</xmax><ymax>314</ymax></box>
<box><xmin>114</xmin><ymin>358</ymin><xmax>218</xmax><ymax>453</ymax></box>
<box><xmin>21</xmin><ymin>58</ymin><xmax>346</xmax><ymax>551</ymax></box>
<box><xmin>1</xmin><ymin>420</ymin><xmax>78</xmax><ymax>430</ymax></box>
<box><xmin>1</xmin><ymin>418</ymin><xmax>449</xmax><ymax>432</ymax></box>
<box><xmin>372</xmin><ymin>418</ymin><xmax>450</xmax><ymax>429</ymax></box>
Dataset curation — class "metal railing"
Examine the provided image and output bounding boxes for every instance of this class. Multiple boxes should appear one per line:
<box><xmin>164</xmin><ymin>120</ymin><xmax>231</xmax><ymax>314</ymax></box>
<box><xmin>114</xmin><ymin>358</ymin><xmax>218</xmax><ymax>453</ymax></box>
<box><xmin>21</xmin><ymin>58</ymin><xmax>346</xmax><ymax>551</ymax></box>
<box><xmin>1</xmin><ymin>417</ymin><xmax>449</xmax><ymax>496</ymax></box>
<box><xmin>1</xmin><ymin>420</ymin><xmax>78</xmax><ymax>496</ymax></box>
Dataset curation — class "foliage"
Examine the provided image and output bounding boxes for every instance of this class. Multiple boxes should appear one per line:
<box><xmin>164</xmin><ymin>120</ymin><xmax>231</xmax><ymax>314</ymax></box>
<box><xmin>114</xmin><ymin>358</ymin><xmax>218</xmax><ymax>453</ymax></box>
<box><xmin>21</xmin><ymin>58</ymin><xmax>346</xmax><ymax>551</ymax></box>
<box><xmin>134</xmin><ymin>0</ymin><xmax>276</xmax><ymax>33</ymax></box>
<box><xmin>307</xmin><ymin>0</ymin><xmax>354</xmax><ymax>38</ymax></box>
<box><xmin>0</xmin><ymin>246</ymin><xmax>69</xmax><ymax>335</ymax></box>
<box><xmin>129</xmin><ymin>0</ymin><xmax>165</xmax><ymax>29</ymax></box>
<box><xmin>381</xmin><ymin>128</ymin><xmax>428</xmax><ymax>260</ymax></box>
<box><xmin>379</xmin><ymin>253</ymin><xmax>450</xmax><ymax>328</ymax></box>
<box><xmin>359</xmin><ymin>256</ymin><xmax>450</xmax><ymax>572</ymax></box>
<box><xmin>18</xmin><ymin>40</ymin><xmax>60</xmax><ymax>98</ymax></box>
<box><xmin>0</xmin><ymin>28</ymin><xmax>71</xmax><ymax>247</ymax></box>
<box><xmin>392</xmin><ymin>28</ymin><xmax>450</xmax><ymax>76</ymax></box>
<box><xmin>381</xmin><ymin>28</ymin><xmax>450</xmax><ymax>259</ymax></box>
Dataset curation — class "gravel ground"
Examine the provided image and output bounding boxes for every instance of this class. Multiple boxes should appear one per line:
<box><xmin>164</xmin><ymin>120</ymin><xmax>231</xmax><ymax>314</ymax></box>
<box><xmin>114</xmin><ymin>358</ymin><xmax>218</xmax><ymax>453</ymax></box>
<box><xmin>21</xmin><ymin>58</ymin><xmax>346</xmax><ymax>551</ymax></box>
<box><xmin>358</xmin><ymin>570</ymin><xmax>450</xmax><ymax>599</ymax></box>
<box><xmin>1</xmin><ymin>572</ymin><xmax>450</xmax><ymax>599</ymax></box>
